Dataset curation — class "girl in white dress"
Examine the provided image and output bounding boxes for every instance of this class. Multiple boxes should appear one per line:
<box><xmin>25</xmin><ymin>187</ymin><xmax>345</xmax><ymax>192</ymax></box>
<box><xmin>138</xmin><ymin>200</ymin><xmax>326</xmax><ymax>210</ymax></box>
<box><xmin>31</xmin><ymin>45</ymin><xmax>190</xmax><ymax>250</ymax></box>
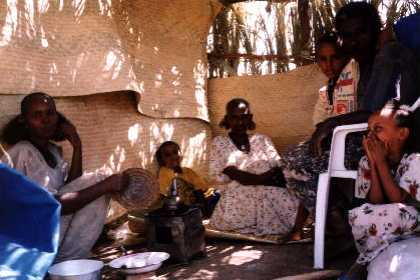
<box><xmin>344</xmin><ymin>99</ymin><xmax>420</xmax><ymax>278</ymax></box>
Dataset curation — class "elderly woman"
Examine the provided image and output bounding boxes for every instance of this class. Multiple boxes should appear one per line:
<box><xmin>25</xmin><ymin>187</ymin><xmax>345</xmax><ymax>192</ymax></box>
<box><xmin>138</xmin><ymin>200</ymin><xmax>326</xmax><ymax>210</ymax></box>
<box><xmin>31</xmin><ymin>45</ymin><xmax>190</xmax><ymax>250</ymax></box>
<box><xmin>209</xmin><ymin>98</ymin><xmax>306</xmax><ymax>239</ymax></box>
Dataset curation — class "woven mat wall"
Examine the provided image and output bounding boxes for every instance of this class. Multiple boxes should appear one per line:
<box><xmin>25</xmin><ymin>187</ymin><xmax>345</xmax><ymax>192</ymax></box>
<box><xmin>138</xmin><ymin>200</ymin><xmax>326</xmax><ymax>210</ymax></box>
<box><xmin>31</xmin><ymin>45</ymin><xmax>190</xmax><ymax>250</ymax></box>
<box><xmin>0</xmin><ymin>0</ymin><xmax>222</xmax><ymax>121</ymax></box>
<box><xmin>0</xmin><ymin>92</ymin><xmax>211</xmax><ymax>176</ymax></box>
<box><xmin>208</xmin><ymin>64</ymin><xmax>325</xmax><ymax>153</ymax></box>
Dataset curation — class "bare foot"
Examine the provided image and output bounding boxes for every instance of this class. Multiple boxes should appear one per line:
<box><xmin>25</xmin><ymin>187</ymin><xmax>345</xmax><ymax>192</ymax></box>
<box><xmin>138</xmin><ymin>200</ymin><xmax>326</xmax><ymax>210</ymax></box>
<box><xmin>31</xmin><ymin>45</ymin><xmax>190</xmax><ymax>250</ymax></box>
<box><xmin>288</xmin><ymin>229</ymin><xmax>303</xmax><ymax>241</ymax></box>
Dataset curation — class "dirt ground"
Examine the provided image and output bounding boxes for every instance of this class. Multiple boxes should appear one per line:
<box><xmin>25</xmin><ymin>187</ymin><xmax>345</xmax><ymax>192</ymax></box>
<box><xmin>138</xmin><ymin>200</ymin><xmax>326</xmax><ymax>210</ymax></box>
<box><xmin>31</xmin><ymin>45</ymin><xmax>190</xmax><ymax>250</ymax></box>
<box><xmin>95</xmin><ymin>236</ymin><xmax>356</xmax><ymax>280</ymax></box>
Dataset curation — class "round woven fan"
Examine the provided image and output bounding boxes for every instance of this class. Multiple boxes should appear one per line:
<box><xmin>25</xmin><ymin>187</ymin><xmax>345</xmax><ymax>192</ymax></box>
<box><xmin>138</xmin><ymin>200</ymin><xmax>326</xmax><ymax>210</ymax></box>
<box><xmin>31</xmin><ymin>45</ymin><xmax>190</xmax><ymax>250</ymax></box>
<box><xmin>113</xmin><ymin>168</ymin><xmax>160</xmax><ymax>211</ymax></box>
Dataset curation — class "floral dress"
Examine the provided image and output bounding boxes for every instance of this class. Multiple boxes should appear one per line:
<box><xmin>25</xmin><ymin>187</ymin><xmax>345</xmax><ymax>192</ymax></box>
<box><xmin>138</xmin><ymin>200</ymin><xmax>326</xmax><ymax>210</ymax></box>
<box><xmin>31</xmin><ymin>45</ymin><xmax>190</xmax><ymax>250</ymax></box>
<box><xmin>349</xmin><ymin>153</ymin><xmax>420</xmax><ymax>264</ymax></box>
<box><xmin>209</xmin><ymin>133</ymin><xmax>299</xmax><ymax>236</ymax></box>
<box><xmin>280</xmin><ymin>59</ymin><xmax>362</xmax><ymax>212</ymax></box>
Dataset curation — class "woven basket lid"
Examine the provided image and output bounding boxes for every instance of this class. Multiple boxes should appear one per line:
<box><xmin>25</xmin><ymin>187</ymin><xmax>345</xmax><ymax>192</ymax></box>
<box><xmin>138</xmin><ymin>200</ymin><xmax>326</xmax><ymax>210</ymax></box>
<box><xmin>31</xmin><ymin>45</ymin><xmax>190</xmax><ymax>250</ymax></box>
<box><xmin>113</xmin><ymin>168</ymin><xmax>159</xmax><ymax>211</ymax></box>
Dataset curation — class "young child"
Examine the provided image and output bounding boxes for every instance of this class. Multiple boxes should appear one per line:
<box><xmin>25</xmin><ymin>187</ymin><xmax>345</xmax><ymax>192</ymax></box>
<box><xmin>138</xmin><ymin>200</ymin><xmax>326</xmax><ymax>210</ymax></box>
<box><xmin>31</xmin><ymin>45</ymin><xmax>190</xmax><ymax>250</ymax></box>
<box><xmin>156</xmin><ymin>141</ymin><xmax>219</xmax><ymax>217</ymax></box>
<box><xmin>344</xmin><ymin>99</ymin><xmax>420</xmax><ymax>278</ymax></box>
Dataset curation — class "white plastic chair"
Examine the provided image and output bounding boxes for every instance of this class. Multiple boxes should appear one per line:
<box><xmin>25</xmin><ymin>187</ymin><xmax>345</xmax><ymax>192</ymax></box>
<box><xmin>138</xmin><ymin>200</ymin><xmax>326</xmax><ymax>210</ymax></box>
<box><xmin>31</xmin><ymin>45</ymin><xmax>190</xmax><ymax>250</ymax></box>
<box><xmin>313</xmin><ymin>123</ymin><xmax>368</xmax><ymax>269</ymax></box>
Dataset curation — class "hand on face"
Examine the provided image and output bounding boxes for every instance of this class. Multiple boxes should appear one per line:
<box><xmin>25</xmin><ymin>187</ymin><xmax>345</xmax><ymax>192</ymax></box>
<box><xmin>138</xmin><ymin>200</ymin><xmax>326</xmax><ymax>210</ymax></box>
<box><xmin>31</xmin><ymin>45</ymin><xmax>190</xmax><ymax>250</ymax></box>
<box><xmin>363</xmin><ymin>133</ymin><xmax>387</xmax><ymax>164</ymax></box>
<box><xmin>59</xmin><ymin>120</ymin><xmax>81</xmax><ymax>148</ymax></box>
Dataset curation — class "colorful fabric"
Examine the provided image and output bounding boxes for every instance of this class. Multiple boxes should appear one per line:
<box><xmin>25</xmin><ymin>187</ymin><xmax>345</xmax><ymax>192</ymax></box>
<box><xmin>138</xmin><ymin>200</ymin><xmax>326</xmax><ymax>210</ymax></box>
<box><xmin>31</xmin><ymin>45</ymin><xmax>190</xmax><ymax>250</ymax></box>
<box><xmin>208</xmin><ymin>133</ymin><xmax>299</xmax><ymax>236</ymax></box>
<box><xmin>312</xmin><ymin>59</ymin><xmax>359</xmax><ymax>126</ymax></box>
<box><xmin>284</xmin><ymin>59</ymin><xmax>361</xmax><ymax>212</ymax></box>
<box><xmin>280</xmin><ymin>135</ymin><xmax>363</xmax><ymax>212</ymax></box>
<box><xmin>158</xmin><ymin>166</ymin><xmax>214</xmax><ymax>206</ymax></box>
<box><xmin>349</xmin><ymin>153</ymin><xmax>420</xmax><ymax>264</ymax></box>
<box><xmin>333</xmin><ymin>59</ymin><xmax>359</xmax><ymax>114</ymax></box>
<box><xmin>1</xmin><ymin>141</ymin><xmax>111</xmax><ymax>263</ymax></box>
<box><xmin>349</xmin><ymin>203</ymin><xmax>419</xmax><ymax>264</ymax></box>
<box><xmin>158</xmin><ymin>166</ymin><xmax>209</xmax><ymax>195</ymax></box>
<box><xmin>0</xmin><ymin>164</ymin><xmax>60</xmax><ymax>280</ymax></box>
<box><xmin>355</xmin><ymin>153</ymin><xmax>420</xmax><ymax>201</ymax></box>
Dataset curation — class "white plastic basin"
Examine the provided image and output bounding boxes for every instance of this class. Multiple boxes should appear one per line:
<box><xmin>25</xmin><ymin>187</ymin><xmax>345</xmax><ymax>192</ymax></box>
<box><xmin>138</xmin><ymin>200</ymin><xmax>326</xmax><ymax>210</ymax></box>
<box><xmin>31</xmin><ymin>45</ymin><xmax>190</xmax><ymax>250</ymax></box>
<box><xmin>48</xmin><ymin>259</ymin><xmax>103</xmax><ymax>280</ymax></box>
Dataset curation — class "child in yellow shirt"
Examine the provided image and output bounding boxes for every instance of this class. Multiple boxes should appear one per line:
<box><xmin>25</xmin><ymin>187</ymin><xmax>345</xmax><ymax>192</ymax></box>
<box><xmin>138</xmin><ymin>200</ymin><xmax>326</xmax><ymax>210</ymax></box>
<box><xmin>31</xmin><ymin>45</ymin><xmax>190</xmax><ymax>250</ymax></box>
<box><xmin>156</xmin><ymin>141</ymin><xmax>219</xmax><ymax>217</ymax></box>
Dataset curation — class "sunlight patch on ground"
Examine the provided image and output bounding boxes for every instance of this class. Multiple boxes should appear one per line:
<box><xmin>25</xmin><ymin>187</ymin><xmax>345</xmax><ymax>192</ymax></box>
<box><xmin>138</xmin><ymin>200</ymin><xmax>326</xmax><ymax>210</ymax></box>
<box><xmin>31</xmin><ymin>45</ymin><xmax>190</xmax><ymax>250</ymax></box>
<box><xmin>223</xmin><ymin>249</ymin><xmax>263</xmax><ymax>266</ymax></box>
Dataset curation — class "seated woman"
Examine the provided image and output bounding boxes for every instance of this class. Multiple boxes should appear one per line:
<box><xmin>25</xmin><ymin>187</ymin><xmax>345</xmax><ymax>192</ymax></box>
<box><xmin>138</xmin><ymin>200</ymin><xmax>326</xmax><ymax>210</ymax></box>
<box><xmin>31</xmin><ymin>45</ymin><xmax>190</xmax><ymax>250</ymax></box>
<box><xmin>156</xmin><ymin>140</ymin><xmax>219</xmax><ymax>217</ymax></box>
<box><xmin>0</xmin><ymin>92</ymin><xmax>129</xmax><ymax>262</ymax></box>
<box><xmin>209</xmin><ymin>98</ymin><xmax>305</xmax><ymax>240</ymax></box>
<box><xmin>281</xmin><ymin>31</ymin><xmax>359</xmax><ymax>216</ymax></box>
<box><xmin>343</xmin><ymin>100</ymin><xmax>420</xmax><ymax>279</ymax></box>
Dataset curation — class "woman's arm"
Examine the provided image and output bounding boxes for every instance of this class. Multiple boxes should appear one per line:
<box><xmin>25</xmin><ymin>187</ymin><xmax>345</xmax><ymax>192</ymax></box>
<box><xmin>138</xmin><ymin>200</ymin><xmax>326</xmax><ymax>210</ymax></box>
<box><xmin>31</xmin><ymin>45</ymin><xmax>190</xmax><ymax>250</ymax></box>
<box><xmin>309</xmin><ymin>111</ymin><xmax>372</xmax><ymax>156</ymax></box>
<box><xmin>223</xmin><ymin>166</ymin><xmax>275</xmax><ymax>186</ymax></box>
<box><xmin>58</xmin><ymin>173</ymin><xmax>127</xmax><ymax>214</ymax></box>
<box><xmin>60</xmin><ymin>121</ymin><xmax>83</xmax><ymax>183</ymax></box>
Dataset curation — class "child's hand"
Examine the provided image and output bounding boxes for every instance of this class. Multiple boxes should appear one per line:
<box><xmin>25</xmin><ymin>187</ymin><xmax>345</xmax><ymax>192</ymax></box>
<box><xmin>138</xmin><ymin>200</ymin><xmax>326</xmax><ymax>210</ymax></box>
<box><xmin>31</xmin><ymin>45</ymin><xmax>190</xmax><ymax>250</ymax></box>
<box><xmin>366</xmin><ymin>135</ymin><xmax>387</xmax><ymax>164</ymax></box>
<box><xmin>60</xmin><ymin>121</ymin><xmax>81</xmax><ymax>148</ymax></box>
<box><xmin>363</xmin><ymin>135</ymin><xmax>376</xmax><ymax>166</ymax></box>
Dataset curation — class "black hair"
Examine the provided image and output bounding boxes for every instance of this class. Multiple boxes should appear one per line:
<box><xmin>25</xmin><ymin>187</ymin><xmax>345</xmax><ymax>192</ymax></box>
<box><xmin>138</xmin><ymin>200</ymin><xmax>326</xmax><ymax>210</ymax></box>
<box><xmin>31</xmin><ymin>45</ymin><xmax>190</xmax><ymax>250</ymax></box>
<box><xmin>315</xmin><ymin>32</ymin><xmax>346</xmax><ymax>105</ymax></box>
<box><xmin>21</xmin><ymin>92</ymin><xmax>54</xmax><ymax>115</ymax></box>
<box><xmin>315</xmin><ymin>31</ymin><xmax>340</xmax><ymax>58</ymax></box>
<box><xmin>219</xmin><ymin>98</ymin><xmax>256</xmax><ymax>130</ymax></box>
<box><xmin>1</xmin><ymin>92</ymin><xmax>66</xmax><ymax>145</ymax></box>
<box><xmin>379</xmin><ymin>99</ymin><xmax>420</xmax><ymax>154</ymax></box>
<box><xmin>335</xmin><ymin>2</ymin><xmax>382</xmax><ymax>46</ymax></box>
<box><xmin>155</xmin><ymin>141</ymin><xmax>180</xmax><ymax>167</ymax></box>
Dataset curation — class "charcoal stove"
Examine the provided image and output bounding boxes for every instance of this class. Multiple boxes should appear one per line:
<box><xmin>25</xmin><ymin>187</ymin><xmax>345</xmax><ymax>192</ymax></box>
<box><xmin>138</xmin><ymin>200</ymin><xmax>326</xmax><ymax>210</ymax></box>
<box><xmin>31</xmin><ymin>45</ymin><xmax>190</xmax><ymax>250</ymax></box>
<box><xmin>145</xmin><ymin>176</ymin><xmax>206</xmax><ymax>263</ymax></box>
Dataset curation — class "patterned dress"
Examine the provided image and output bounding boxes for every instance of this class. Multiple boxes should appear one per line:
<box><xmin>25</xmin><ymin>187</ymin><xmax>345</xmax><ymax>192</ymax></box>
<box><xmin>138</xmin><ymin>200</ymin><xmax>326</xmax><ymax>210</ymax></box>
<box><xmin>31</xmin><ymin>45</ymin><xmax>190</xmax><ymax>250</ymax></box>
<box><xmin>349</xmin><ymin>153</ymin><xmax>420</xmax><ymax>264</ymax></box>
<box><xmin>209</xmin><ymin>133</ymin><xmax>299</xmax><ymax>236</ymax></box>
<box><xmin>1</xmin><ymin>141</ymin><xmax>111</xmax><ymax>263</ymax></box>
<box><xmin>281</xmin><ymin>59</ymin><xmax>361</xmax><ymax>212</ymax></box>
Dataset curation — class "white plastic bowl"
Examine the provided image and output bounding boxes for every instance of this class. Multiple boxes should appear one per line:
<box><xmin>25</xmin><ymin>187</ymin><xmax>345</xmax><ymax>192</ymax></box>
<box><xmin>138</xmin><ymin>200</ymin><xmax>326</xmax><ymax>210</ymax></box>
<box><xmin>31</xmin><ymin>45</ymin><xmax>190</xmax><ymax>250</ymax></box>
<box><xmin>109</xmin><ymin>252</ymin><xmax>170</xmax><ymax>275</ymax></box>
<box><xmin>48</xmin><ymin>259</ymin><xmax>104</xmax><ymax>280</ymax></box>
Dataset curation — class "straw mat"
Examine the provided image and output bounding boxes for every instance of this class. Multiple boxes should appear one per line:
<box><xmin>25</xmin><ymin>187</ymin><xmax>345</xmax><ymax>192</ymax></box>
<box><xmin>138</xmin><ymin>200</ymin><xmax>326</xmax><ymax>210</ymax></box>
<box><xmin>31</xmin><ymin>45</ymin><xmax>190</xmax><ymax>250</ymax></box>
<box><xmin>208</xmin><ymin>64</ymin><xmax>325</xmax><ymax>153</ymax></box>
<box><xmin>0</xmin><ymin>0</ymin><xmax>222</xmax><ymax>121</ymax></box>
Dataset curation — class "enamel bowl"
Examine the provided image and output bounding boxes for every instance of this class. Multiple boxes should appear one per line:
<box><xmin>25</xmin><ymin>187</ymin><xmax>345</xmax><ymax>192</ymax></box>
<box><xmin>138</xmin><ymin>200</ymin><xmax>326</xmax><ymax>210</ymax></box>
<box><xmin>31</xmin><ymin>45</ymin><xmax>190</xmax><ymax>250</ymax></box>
<box><xmin>109</xmin><ymin>252</ymin><xmax>170</xmax><ymax>275</ymax></box>
<box><xmin>48</xmin><ymin>259</ymin><xmax>104</xmax><ymax>280</ymax></box>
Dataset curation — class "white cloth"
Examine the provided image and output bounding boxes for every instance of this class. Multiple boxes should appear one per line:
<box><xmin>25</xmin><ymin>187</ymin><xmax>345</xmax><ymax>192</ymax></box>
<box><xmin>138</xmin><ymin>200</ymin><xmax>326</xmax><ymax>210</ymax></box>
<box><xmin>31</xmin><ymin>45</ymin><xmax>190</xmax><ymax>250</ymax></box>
<box><xmin>209</xmin><ymin>133</ymin><xmax>299</xmax><ymax>236</ymax></box>
<box><xmin>1</xmin><ymin>141</ymin><xmax>110</xmax><ymax>262</ymax></box>
<box><xmin>368</xmin><ymin>237</ymin><xmax>420</xmax><ymax>280</ymax></box>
